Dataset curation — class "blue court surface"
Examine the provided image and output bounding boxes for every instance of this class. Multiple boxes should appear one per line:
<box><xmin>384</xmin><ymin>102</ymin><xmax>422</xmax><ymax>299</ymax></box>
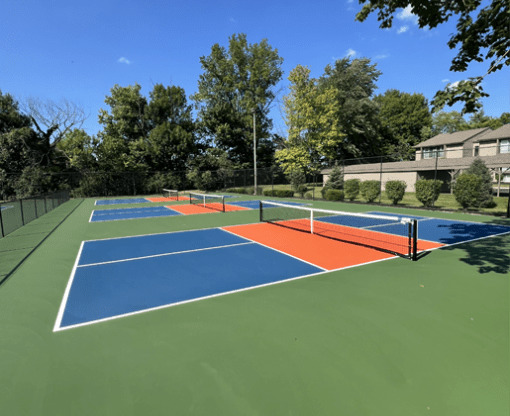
<box><xmin>90</xmin><ymin>206</ymin><xmax>181</xmax><ymax>222</ymax></box>
<box><xmin>369</xmin><ymin>211</ymin><xmax>510</xmax><ymax>244</ymax></box>
<box><xmin>95</xmin><ymin>198</ymin><xmax>150</xmax><ymax>205</ymax></box>
<box><xmin>54</xmin><ymin>228</ymin><xmax>322</xmax><ymax>331</ymax></box>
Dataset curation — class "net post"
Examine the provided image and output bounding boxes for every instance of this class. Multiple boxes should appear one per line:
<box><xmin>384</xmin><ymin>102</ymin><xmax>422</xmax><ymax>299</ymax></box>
<box><xmin>310</xmin><ymin>209</ymin><xmax>314</xmax><ymax>234</ymax></box>
<box><xmin>412</xmin><ymin>219</ymin><xmax>418</xmax><ymax>261</ymax></box>
<box><xmin>189</xmin><ymin>193</ymin><xmax>192</xmax><ymax>204</ymax></box>
<box><xmin>221</xmin><ymin>196</ymin><xmax>225</xmax><ymax>212</ymax></box>
<box><xmin>259</xmin><ymin>200</ymin><xmax>263</xmax><ymax>222</ymax></box>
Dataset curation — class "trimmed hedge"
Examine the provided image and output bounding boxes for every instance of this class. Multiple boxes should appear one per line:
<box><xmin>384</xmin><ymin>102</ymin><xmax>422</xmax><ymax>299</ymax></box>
<box><xmin>385</xmin><ymin>180</ymin><xmax>407</xmax><ymax>205</ymax></box>
<box><xmin>415</xmin><ymin>179</ymin><xmax>442</xmax><ymax>207</ymax></box>
<box><xmin>262</xmin><ymin>189</ymin><xmax>295</xmax><ymax>197</ymax></box>
<box><xmin>344</xmin><ymin>179</ymin><xmax>360</xmax><ymax>201</ymax></box>
<box><xmin>324</xmin><ymin>189</ymin><xmax>344</xmax><ymax>201</ymax></box>
<box><xmin>226</xmin><ymin>187</ymin><xmax>247</xmax><ymax>194</ymax></box>
<box><xmin>360</xmin><ymin>180</ymin><xmax>380</xmax><ymax>202</ymax></box>
<box><xmin>454</xmin><ymin>173</ymin><xmax>482</xmax><ymax>209</ymax></box>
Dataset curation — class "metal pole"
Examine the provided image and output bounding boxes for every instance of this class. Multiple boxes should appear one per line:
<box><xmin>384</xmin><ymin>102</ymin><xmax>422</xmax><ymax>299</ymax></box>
<box><xmin>252</xmin><ymin>109</ymin><xmax>257</xmax><ymax>195</ymax></box>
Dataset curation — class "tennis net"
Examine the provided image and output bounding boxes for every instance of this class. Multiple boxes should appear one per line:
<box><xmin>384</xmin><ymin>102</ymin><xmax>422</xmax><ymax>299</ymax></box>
<box><xmin>259</xmin><ymin>201</ymin><xmax>418</xmax><ymax>260</ymax></box>
<box><xmin>162</xmin><ymin>189</ymin><xmax>179</xmax><ymax>199</ymax></box>
<box><xmin>189</xmin><ymin>192</ymin><xmax>225</xmax><ymax>212</ymax></box>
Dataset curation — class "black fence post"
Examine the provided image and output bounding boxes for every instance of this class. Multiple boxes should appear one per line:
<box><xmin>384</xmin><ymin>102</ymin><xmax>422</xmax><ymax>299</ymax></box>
<box><xmin>20</xmin><ymin>199</ymin><xmax>25</xmax><ymax>226</ymax></box>
<box><xmin>0</xmin><ymin>205</ymin><xmax>4</xmax><ymax>237</ymax></box>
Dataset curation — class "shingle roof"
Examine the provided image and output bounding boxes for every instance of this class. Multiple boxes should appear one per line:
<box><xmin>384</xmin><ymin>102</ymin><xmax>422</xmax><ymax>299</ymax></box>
<box><xmin>414</xmin><ymin>127</ymin><xmax>491</xmax><ymax>148</ymax></box>
<box><xmin>475</xmin><ymin>123</ymin><xmax>510</xmax><ymax>141</ymax></box>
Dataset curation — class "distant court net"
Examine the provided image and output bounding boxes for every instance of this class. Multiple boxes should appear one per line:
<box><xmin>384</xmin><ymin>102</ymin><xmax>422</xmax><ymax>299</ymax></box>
<box><xmin>189</xmin><ymin>192</ymin><xmax>226</xmax><ymax>212</ymax></box>
<box><xmin>162</xmin><ymin>189</ymin><xmax>179</xmax><ymax>199</ymax></box>
<box><xmin>259</xmin><ymin>201</ymin><xmax>418</xmax><ymax>260</ymax></box>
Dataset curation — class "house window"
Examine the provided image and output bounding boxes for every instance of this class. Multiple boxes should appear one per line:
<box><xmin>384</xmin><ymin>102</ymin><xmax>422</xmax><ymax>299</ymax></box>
<box><xmin>500</xmin><ymin>139</ymin><xmax>510</xmax><ymax>154</ymax></box>
<box><xmin>474</xmin><ymin>145</ymin><xmax>479</xmax><ymax>156</ymax></box>
<box><xmin>423</xmin><ymin>146</ymin><xmax>444</xmax><ymax>159</ymax></box>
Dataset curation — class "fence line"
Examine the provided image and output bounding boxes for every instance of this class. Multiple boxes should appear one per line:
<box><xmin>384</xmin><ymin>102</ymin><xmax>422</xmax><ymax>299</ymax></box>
<box><xmin>0</xmin><ymin>191</ymin><xmax>70</xmax><ymax>238</ymax></box>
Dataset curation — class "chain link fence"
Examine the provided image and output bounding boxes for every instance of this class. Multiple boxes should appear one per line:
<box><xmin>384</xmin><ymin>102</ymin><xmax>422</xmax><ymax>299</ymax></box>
<box><xmin>0</xmin><ymin>191</ymin><xmax>70</xmax><ymax>238</ymax></box>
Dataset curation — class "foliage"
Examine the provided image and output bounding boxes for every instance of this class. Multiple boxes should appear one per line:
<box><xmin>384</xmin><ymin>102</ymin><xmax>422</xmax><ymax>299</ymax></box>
<box><xmin>325</xmin><ymin>165</ymin><xmax>344</xmax><ymax>190</ymax></box>
<box><xmin>454</xmin><ymin>173</ymin><xmax>483</xmax><ymax>209</ymax></box>
<box><xmin>415</xmin><ymin>179</ymin><xmax>442</xmax><ymax>207</ymax></box>
<box><xmin>324</xmin><ymin>189</ymin><xmax>344</xmax><ymax>201</ymax></box>
<box><xmin>287</xmin><ymin>168</ymin><xmax>307</xmax><ymax>194</ymax></box>
<box><xmin>360</xmin><ymin>180</ymin><xmax>381</xmax><ymax>202</ymax></box>
<box><xmin>262</xmin><ymin>189</ymin><xmax>294</xmax><ymax>197</ymax></box>
<box><xmin>344</xmin><ymin>179</ymin><xmax>361</xmax><ymax>201</ymax></box>
<box><xmin>225</xmin><ymin>187</ymin><xmax>247</xmax><ymax>194</ymax></box>
<box><xmin>319</xmin><ymin>57</ymin><xmax>382</xmax><ymax>158</ymax></box>
<box><xmin>193</xmin><ymin>33</ymin><xmax>283</xmax><ymax>166</ymax></box>
<box><xmin>385</xmin><ymin>180</ymin><xmax>407</xmax><ymax>205</ymax></box>
<box><xmin>276</xmin><ymin>65</ymin><xmax>345</xmax><ymax>173</ymax></box>
<box><xmin>186</xmin><ymin>147</ymin><xmax>233</xmax><ymax>191</ymax></box>
<box><xmin>465</xmin><ymin>158</ymin><xmax>494</xmax><ymax>208</ymax></box>
<box><xmin>374</xmin><ymin>89</ymin><xmax>432</xmax><ymax>159</ymax></box>
<box><xmin>356</xmin><ymin>1</ymin><xmax>510</xmax><ymax>114</ymax></box>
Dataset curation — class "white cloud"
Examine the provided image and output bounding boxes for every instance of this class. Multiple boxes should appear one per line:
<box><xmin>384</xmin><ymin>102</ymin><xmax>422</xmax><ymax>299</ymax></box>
<box><xmin>117</xmin><ymin>57</ymin><xmax>132</xmax><ymax>65</ymax></box>
<box><xmin>345</xmin><ymin>48</ymin><xmax>357</xmax><ymax>58</ymax></box>
<box><xmin>374</xmin><ymin>53</ymin><xmax>389</xmax><ymax>60</ymax></box>
<box><xmin>397</xmin><ymin>5</ymin><xmax>415</xmax><ymax>21</ymax></box>
<box><xmin>441</xmin><ymin>78</ymin><xmax>450</xmax><ymax>83</ymax></box>
<box><xmin>397</xmin><ymin>25</ymin><xmax>409</xmax><ymax>34</ymax></box>
<box><xmin>448</xmin><ymin>80</ymin><xmax>461</xmax><ymax>89</ymax></box>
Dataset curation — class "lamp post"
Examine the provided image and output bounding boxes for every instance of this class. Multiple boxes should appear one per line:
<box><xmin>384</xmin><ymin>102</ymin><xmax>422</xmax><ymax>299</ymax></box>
<box><xmin>252</xmin><ymin>108</ymin><xmax>257</xmax><ymax>195</ymax></box>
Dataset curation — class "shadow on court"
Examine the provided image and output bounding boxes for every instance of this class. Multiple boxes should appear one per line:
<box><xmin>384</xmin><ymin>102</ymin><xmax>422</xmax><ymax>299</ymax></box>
<box><xmin>440</xmin><ymin>221</ymin><xmax>510</xmax><ymax>275</ymax></box>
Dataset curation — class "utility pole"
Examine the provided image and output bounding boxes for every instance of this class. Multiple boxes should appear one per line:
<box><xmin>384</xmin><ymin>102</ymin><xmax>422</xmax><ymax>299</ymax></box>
<box><xmin>252</xmin><ymin>108</ymin><xmax>257</xmax><ymax>195</ymax></box>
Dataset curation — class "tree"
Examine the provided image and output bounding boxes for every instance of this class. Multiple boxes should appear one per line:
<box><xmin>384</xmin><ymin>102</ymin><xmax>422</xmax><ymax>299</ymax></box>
<box><xmin>467</xmin><ymin>110</ymin><xmax>504</xmax><ymax>130</ymax></box>
<box><xmin>0</xmin><ymin>90</ymin><xmax>31</xmax><ymax>134</ymax></box>
<box><xmin>276</xmin><ymin>65</ymin><xmax>345</xmax><ymax>175</ymax></box>
<box><xmin>465</xmin><ymin>158</ymin><xmax>494</xmax><ymax>208</ymax></box>
<box><xmin>193</xmin><ymin>33</ymin><xmax>283</xmax><ymax>167</ymax></box>
<box><xmin>356</xmin><ymin>0</ymin><xmax>510</xmax><ymax>114</ymax></box>
<box><xmin>319</xmin><ymin>57</ymin><xmax>382</xmax><ymax>158</ymax></box>
<box><xmin>374</xmin><ymin>89</ymin><xmax>432</xmax><ymax>159</ymax></box>
<box><xmin>429</xmin><ymin>111</ymin><xmax>469</xmax><ymax>136</ymax></box>
<box><xmin>57</xmin><ymin>129</ymin><xmax>99</xmax><ymax>171</ymax></box>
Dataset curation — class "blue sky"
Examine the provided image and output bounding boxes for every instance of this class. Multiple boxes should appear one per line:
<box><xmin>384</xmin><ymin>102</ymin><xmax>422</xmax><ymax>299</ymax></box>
<box><xmin>1</xmin><ymin>0</ymin><xmax>508</xmax><ymax>137</ymax></box>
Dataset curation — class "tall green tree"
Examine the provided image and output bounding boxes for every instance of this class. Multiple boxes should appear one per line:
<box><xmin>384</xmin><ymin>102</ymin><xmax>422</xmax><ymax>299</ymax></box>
<box><xmin>193</xmin><ymin>33</ymin><xmax>283</xmax><ymax>167</ymax></box>
<box><xmin>374</xmin><ymin>89</ymin><xmax>432</xmax><ymax>159</ymax></box>
<box><xmin>276</xmin><ymin>65</ymin><xmax>344</xmax><ymax>174</ymax></box>
<box><xmin>428</xmin><ymin>111</ymin><xmax>469</xmax><ymax>136</ymax></box>
<box><xmin>318</xmin><ymin>57</ymin><xmax>382</xmax><ymax>159</ymax></box>
<box><xmin>356</xmin><ymin>0</ymin><xmax>510</xmax><ymax>114</ymax></box>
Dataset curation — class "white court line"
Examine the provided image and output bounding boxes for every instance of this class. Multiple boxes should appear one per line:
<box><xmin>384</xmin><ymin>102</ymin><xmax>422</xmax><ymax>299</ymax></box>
<box><xmin>53</xmin><ymin>241</ymin><xmax>85</xmax><ymax>332</ymax></box>
<box><xmin>78</xmin><ymin>241</ymin><xmax>255</xmax><ymax>268</ymax></box>
<box><xmin>88</xmin><ymin>206</ymin><xmax>181</xmax><ymax>223</ymax></box>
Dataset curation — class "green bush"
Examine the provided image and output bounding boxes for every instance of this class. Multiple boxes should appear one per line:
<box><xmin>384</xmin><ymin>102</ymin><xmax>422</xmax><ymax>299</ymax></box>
<box><xmin>225</xmin><ymin>187</ymin><xmax>246</xmax><ymax>194</ymax></box>
<box><xmin>415</xmin><ymin>179</ymin><xmax>442</xmax><ymax>207</ymax></box>
<box><xmin>385</xmin><ymin>180</ymin><xmax>407</xmax><ymax>205</ymax></box>
<box><xmin>465</xmin><ymin>158</ymin><xmax>494</xmax><ymax>208</ymax></box>
<box><xmin>344</xmin><ymin>179</ymin><xmax>360</xmax><ymax>201</ymax></box>
<box><xmin>324</xmin><ymin>189</ymin><xmax>344</xmax><ymax>201</ymax></box>
<box><xmin>262</xmin><ymin>189</ymin><xmax>294</xmax><ymax>197</ymax></box>
<box><xmin>304</xmin><ymin>191</ymin><xmax>314</xmax><ymax>199</ymax></box>
<box><xmin>454</xmin><ymin>173</ymin><xmax>483</xmax><ymax>209</ymax></box>
<box><xmin>244</xmin><ymin>186</ymin><xmax>263</xmax><ymax>195</ymax></box>
<box><xmin>360</xmin><ymin>180</ymin><xmax>381</xmax><ymax>202</ymax></box>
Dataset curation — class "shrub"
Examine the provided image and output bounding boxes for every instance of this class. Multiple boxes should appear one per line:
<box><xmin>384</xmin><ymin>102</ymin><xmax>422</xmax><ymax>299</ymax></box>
<box><xmin>385</xmin><ymin>180</ymin><xmax>407</xmax><ymax>205</ymax></box>
<box><xmin>454</xmin><ymin>173</ymin><xmax>483</xmax><ymax>209</ymax></box>
<box><xmin>325</xmin><ymin>189</ymin><xmax>344</xmax><ymax>201</ymax></box>
<box><xmin>344</xmin><ymin>179</ymin><xmax>360</xmax><ymax>201</ymax></box>
<box><xmin>465</xmin><ymin>158</ymin><xmax>494</xmax><ymax>208</ymax></box>
<box><xmin>360</xmin><ymin>180</ymin><xmax>381</xmax><ymax>203</ymax></box>
<box><xmin>415</xmin><ymin>179</ymin><xmax>442</xmax><ymax>207</ymax></box>
<box><xmin>226</xmin><ymin>187</ymin><xmax>247</xmax><ymax>194</ymax></box>
<box><xmin>304</xmin><ymin>191</ymin><xmax>314</xmax><ymax>199</ymax></box>
<box><xmin>287</xmin><ymin>169</ymin><xmax>306</xmax><ymax>193</ymax></box>
<box><xmin>262</xmin><ymin>189</ymin><xmax>294</xmax><ymax>197</ymax></box>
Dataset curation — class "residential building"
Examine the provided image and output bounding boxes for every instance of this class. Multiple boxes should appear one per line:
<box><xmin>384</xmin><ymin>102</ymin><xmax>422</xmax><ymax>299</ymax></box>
<box><xmin>322</xmin><ymin>125</ymin><xmax>510</xmax><ymax>195</ymax></box>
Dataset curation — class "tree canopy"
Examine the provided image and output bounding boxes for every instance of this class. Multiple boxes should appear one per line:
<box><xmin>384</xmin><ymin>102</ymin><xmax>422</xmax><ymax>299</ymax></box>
<box><xmin>193</xmin><ymin>33</ymin><xmax>283</xmax><ymax>167</ymax></box>
<box><xmin>356</xmin><ymin>0</ymin><xmax>510</xmax><ymax>114</ymax></box>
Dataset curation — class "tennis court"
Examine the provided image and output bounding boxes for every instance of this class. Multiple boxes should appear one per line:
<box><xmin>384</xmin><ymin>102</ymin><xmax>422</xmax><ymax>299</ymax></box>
<box><xmin>1</xmin><ymin>196</ymin><xmax>508</xmax><ymax>415</ymax></box>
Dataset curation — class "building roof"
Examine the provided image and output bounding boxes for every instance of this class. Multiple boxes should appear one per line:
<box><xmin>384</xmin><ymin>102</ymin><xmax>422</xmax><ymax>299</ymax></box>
<box><xmin>414</xmin><ymin>127</ymin><xmax>491</xmax><ymax>148</ymax></box>
<box><xmin>321</xmin><ymin>153</ymin><xmax>510</xmax><ymax>175</ymax></box>
<box><xmin>475</xmin><ymin>123</ymin><xmax>510</xmax><ymax>141</ymax></box>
